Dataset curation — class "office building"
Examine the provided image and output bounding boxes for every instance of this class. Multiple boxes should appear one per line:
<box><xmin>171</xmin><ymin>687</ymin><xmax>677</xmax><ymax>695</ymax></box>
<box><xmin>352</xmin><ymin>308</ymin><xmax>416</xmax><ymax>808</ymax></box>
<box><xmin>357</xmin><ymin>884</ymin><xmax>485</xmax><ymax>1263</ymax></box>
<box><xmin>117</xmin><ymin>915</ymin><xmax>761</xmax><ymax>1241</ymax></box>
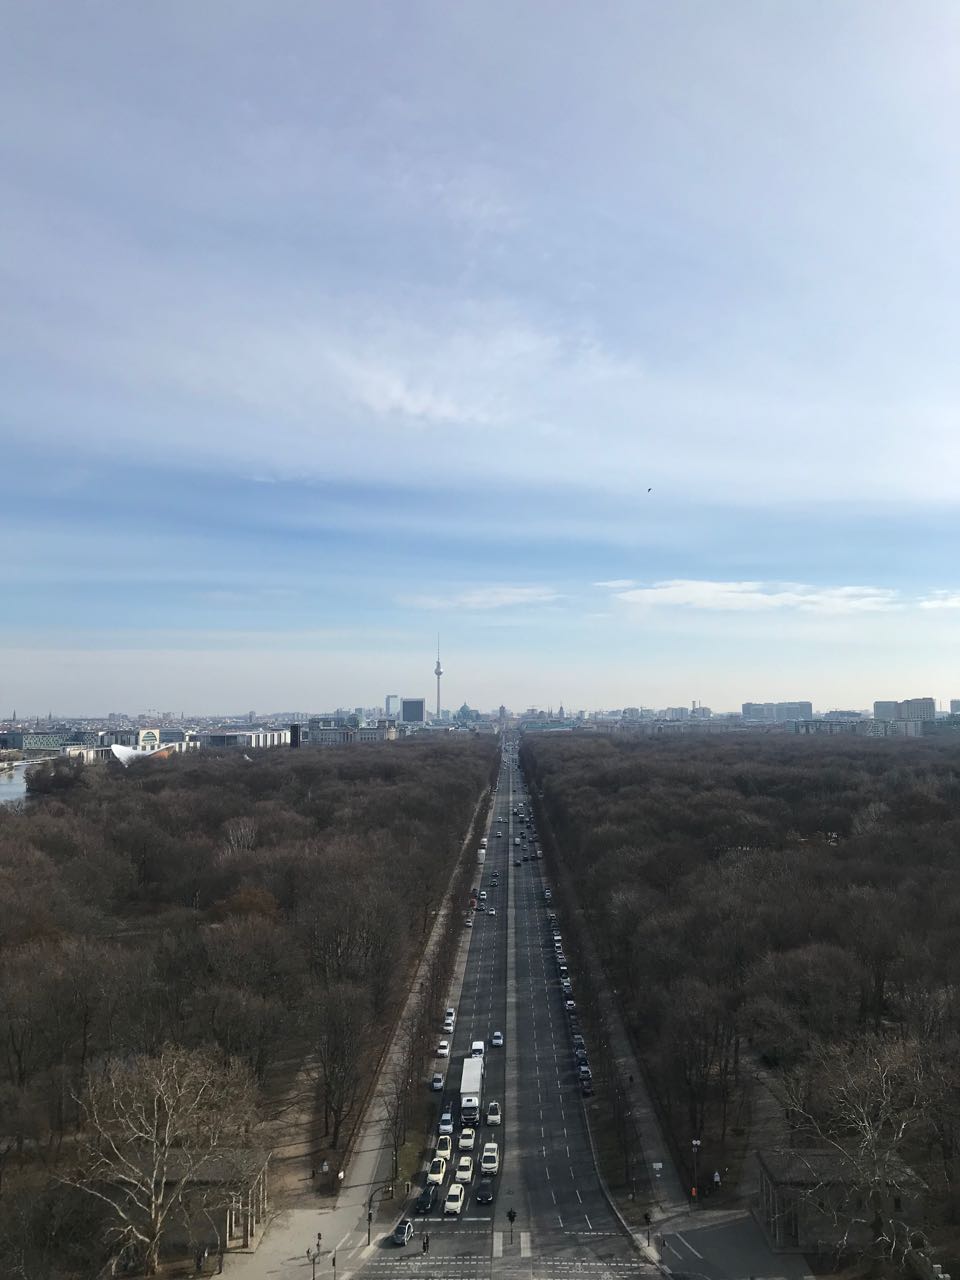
<box><xmin>385</xmin><ymin>695</ymin><xmax>400</xmax><ymax>717</ymax></box>
<box><xmin>873</xmin><ymin>698</ymin><xmax>936</xmax><ymax>721</ymax></box>
<box><xmin>400</xmin><ymin>698</ymin><xmax>426</xmax><ymax>724</ymax></box>
<box><xmin>775</xmin><ymin>702</ymin><xmax>813</xmax><ymax>722</ymax></box>
<box><xmin>873</xmin><ymin>701</ymin><xmax>899</xmax><ymax>721</ymax></box>
<box><xmin>742</xmin><ymin>703</ymin><xmax>777</xmax><ymax>723</ymax></box>
<box><xmin>951</xmin><ymin>701</ymin><xmax>960</xmax><ymax>715</ymax></box>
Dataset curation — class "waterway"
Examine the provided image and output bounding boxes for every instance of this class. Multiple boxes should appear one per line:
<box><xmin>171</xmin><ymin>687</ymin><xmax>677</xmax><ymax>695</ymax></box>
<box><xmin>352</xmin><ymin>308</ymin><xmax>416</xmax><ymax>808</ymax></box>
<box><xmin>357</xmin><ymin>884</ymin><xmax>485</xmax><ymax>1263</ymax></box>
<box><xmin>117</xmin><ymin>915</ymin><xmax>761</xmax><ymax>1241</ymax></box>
<box><xmin>0</xmin><ymin>763</ymin><xmax>29</xmax><ymax>805</ymax></box>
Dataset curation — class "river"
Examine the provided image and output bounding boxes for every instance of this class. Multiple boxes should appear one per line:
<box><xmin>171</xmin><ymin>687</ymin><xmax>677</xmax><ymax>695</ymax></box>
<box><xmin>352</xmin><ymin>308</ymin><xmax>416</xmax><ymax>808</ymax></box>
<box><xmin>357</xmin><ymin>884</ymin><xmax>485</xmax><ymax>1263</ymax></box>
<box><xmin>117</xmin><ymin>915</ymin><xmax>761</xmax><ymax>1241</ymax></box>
<box><xmin>0</xmin><ymin>763</ymin><xmax>29</xmax><ymax>805</ymax></box>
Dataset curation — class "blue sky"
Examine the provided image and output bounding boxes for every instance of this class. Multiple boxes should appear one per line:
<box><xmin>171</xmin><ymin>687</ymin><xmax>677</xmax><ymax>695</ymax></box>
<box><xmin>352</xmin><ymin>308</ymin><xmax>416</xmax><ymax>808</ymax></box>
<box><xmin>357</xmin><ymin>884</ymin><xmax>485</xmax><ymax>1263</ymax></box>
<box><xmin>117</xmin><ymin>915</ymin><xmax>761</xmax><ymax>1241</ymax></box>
<box><xmin>3</xmin><ymin>2</ymin><xmax>960</xmax><ymax>715</ymax></box>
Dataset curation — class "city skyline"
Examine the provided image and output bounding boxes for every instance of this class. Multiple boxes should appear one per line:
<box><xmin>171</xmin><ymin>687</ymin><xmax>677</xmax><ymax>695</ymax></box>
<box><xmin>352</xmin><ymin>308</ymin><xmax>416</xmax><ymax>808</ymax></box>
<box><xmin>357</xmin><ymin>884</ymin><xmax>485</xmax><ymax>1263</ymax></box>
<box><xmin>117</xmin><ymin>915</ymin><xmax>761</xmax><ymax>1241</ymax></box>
<box><xmin>4</xmin><ymin>5</ymin><xmax>960</xmax><ymax>710</ymax></box>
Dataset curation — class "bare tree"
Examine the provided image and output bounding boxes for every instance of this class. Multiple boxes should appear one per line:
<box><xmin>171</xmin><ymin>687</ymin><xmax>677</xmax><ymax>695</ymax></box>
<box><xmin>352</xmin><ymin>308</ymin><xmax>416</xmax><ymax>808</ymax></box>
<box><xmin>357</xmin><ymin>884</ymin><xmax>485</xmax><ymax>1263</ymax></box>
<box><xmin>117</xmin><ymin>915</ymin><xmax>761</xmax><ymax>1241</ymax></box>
<box><xmin>65</xmin><ymin>1044</ymin><xmax>257</xmax><ymax>1275</ymax></box>
<box><xmin>313</xmin><ymin>984</ymin><xmax>368</xmax><ymax>1150</ymax></box>
<box><xmin>781</xmin><ymin>1037</ymin><xmax>925</xmax><ymax>1263</ymax></box>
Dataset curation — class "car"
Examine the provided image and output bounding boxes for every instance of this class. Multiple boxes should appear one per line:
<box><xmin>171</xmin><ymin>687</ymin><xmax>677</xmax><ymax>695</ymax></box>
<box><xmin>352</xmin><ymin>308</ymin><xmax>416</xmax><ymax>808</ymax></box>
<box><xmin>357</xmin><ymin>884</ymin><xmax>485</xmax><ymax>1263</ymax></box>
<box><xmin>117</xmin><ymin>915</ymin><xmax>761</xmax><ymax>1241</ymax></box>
<box><xmin>565</xmin><ymin>1000</ymin><xmax>576</xmax><ymax>1014</ymax></box>
<box><xmin>476</xmin><ymin>903</ymin><xmax>486</xmax><ymax>913</ymax></box>
<box><xmin>443</xmin><ymin>1018</ymin><xmax>455</xmax><ymax>1034</ymax></box>
<box><xmin>514</xmin><ymin>859</ymin><xmax>522</xmax><ymax>866</ymax></box>
<box><xmin>471</xmin><ymin>1040</ymin><xmax>485</xmax><ymax>1058</ymax></box>
<box><xmin>522</xmin><ymin>855</ymin><xmax>529</xmax><ymax>862</ymax></box>
<box><xmin>480</xmin><ymin>1142</ymin><xmax>500</xmax><ymax>1175</ymax></box>
<box><xmin>479</xmin><ymin>891</ymin><xmax>487</xmax><ymax>901</ymax></box>
<box><xmin>445</xmin><ymin>1007</ymin><xmax>456</xmax><ymax>1023</ymax></box>
<box><xmin>392</xmin><ymin>1219</ymin><xmax>414</xmax><ymax>1246</ymax></box>
<box><xmin>562</xmin><ymin>981</ymin><xmax>573</xmax><ymax>996</ymax></box>
<box><xmin>414</xmin><ymin>1183</ymin><xmax>438</xmax><ymax>1214</ymax></box>
<box><xmin>572</xmin><ymin>1034</ymin><xmax>585</xmax><ymax>1048</ymax></box>
<box><xmin>496</xmin><ymin>830</ymin><xmax>503</xmax><ymax>837</ymax></box>
<box><xmin>439</xmin><ymin>1110</ymin><xmax>454</xmax><ymax>1135</ymax></box>
<box><xmin>437</xmin><ymin>1040</ymin><xmax>450</xmax><ymax>1057</ymax></box>
<box><xmin>486</xmin><ymin>1100</ymin><xmax>501</xmax><ymax>1125</ymax></box>
<box><xmin>464</xmin><ymin>917</ymin><xmax>473</xmax><ymax>928</ymax></box>
<box><xmin>581</xmin><ymin>1078</ymin><xmax>594</xmax><ymax>1097</ymax></box>
<box><xmin>431</xmin><ymin>1073</ymin><xmax>444</xmax><ymax>1091</ymax></box>
<box><xmin>491</xmin><ymin>1030</ymin><xmax>504</xmax><ymax>1047</ymax></box>
<box><xmin>458</xmin><ymin>1127</ymin><xmax>476</xmax><ymax>1151</ymax></box>
<box><xmin>475</xmin><ymin>1177</ymin><xmax>495</xmax><ymax>1204</ymax></box>
<box><xmin>544</xmin><ymin>890</ymin><xmax>552</xmax><ymax>901</ymax></box>
<box><xmin>579</xmin><ymin>1065</ymin><xmax>593</xmax><ymax>1081</ymax></box>
<box><xmin>574</xmin><ymin>1048</ymin><xmax>588</xmax><ymax>1065</ymax></box>
<box><xmin>455</xmin><ymin>1155</ymin><xmax>474</xmax><ymax>1183</ymax></box>
<box><xmin>444</xmin><ymin>1183</ymin><xmax>465</xmax><ymax>1215</ymax></box>
<box><xmin>427</xmin><ymin>1156</ymin><xmax>447</xmax><ymax>1185</ymax></box>
<box><xmin>514</xmin><ymin>837</ymin><xmax>521</xmax><ymax>846</ymax></box>
<box><xmin>436</xmin><ymin>1134</ymin><xmax>452</xmax><ymax>1161</ymax></box>
<box><xmin>487</xmin><ymin>907</ymin><xmax>497</xmax><ymax>917</ymax></box>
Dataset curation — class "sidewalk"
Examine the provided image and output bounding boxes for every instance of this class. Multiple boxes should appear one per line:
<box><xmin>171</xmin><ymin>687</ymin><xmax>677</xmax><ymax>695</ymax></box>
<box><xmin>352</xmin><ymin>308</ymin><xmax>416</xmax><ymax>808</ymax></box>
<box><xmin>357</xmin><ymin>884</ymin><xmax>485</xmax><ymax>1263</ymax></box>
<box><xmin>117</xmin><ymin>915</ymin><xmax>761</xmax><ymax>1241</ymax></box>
<box><xmin>224</xmin><ymin>790</ymin><xmax>489</xmax><ymax>1279</ymax></box>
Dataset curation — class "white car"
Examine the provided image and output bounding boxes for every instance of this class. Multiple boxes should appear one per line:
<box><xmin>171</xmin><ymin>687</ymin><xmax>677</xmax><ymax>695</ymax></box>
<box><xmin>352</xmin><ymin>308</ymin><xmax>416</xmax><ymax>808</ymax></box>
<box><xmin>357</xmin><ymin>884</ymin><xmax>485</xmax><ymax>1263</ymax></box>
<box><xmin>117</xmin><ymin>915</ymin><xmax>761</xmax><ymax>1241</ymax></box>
<box><xmin>488</xmin><ymin>908</ymin><xmax>497</xmax><ymax>917</ymax></box>
<box><xmin>486</xmin><ymin>1101</ymin><xmax>501</xmax><ymax>1126</ymax></box>
<box><xmin>431</xmin><ymin>1072</ymin><xmax>444</xmax><ymax>1091</ymax></box>
<box><xmin>444</xmin><ymin>1183</ymin><xmax>465</xmax><ymax>1215</ymax></box>
<box><xmin>437</xmin><ymin>1040</ymin><xmax>450</xmax><ymax>1057</ymax></box>
<box><xmin>455</xmin><ymin>1155</ymin><xmax>474</xmax><ymax>1183</ymax></box>
<box><xmin>436</xmin><ymin>1134</ymin><xmax>452</xmax><ymax>1161</ymax></box>
<box><xmin>491</xmin><ymin>1031</ymin><xmax>504</xmax><ymax>1048</ymax></box>
<box><xmin>427</xmin><ymin>1156</ymin><xmax>447</xmax><ymax>1185</ymax></box>
<box><xmin>480</xmin><ymin>1142</ymin><xmax>500</xmax><ymax>1175</ymax></box>
<box><xmin>442</xmin><ymin>1018</ymin><xmax>455</xmax><ymax>1033</ymax></box>
<box><xmin>445</xmin><ymin>1007</ymin><xmax>456</xmax><ymax>1023</ymax></box>
<box><xmin>438</xmin><ymin>1110</ymin><xmax>454</xmax><ymax>1135</ymax></box>
<box><xmin>458</xmin><ymin>1127</ymin><xmax>476</xmax><ymax>1150</ymax></box>
<box><xmin>464</xmin><ymin>917</ymin><xmax>473</xmax><ymax>928</ymax></box>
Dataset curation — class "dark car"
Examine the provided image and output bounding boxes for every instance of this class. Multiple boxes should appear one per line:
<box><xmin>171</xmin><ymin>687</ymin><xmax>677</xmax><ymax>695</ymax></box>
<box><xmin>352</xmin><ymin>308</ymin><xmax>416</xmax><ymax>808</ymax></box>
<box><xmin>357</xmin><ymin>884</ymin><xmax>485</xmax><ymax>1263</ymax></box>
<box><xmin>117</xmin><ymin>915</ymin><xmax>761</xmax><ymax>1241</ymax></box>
<box><xmin>475</xmin><ymin>1177</ymin><xmax>495</xmax><ymax>1204</ymax></box>
<box><xmin>415</xmin><ymin>1183</ymin><xmax>438</xmax><ymax>1214</ymax></box>
<box><xmin>581</xmin><ymin>1078</ymin><xmax>594</xmax><ymax>1097</ymax></box>
<box><xmin>392</xmin><ymin>1219</ymin><xmax>414</xmax><ymax>1245</ymax></box>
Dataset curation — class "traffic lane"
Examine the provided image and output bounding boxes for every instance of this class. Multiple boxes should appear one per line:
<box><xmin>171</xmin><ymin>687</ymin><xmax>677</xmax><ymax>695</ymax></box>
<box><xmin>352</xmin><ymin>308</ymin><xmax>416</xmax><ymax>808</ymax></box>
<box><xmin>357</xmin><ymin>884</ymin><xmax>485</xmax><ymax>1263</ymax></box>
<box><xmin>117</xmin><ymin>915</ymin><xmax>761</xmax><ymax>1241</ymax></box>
<box><xmin>514</xmin><ymin>868</ymin><xmax>640</xmax><ymax>1264</ymax></box>
<box><xmin>658</xmin><ymin>1211</ymin><xmax>810</xmax><ymax>1280</ymax></box>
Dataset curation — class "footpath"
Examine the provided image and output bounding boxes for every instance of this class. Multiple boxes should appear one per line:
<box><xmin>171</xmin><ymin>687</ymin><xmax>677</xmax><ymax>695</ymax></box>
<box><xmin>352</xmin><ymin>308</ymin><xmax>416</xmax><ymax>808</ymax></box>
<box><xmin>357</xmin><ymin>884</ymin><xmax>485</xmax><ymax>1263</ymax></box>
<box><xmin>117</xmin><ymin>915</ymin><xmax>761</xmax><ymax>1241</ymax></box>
<box><xmin>223</xmin><ymin>791</ymin><xmax>488</xmax><ymax>1280</ymax></box>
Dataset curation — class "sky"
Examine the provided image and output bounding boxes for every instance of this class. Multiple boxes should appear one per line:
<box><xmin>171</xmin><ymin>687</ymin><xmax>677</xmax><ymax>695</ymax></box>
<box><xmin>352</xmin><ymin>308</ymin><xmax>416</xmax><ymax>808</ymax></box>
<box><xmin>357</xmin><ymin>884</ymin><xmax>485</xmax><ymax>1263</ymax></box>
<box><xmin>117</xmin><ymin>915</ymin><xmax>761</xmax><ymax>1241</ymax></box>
<box><xmin>3</xmin><ymin>2</ymin><xmax>960</xmax><ymax>716</ymax></box>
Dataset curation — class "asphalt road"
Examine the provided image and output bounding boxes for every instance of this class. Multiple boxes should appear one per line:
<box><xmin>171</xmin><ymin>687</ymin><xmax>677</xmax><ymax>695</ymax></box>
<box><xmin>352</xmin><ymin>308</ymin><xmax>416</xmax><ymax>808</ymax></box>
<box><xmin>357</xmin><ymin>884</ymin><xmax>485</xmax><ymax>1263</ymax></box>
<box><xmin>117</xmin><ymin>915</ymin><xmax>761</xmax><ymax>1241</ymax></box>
<box><xmin>354</xmin><ymin>745</ymin><xmax>653</xmax><ymax>1280</ymax></box>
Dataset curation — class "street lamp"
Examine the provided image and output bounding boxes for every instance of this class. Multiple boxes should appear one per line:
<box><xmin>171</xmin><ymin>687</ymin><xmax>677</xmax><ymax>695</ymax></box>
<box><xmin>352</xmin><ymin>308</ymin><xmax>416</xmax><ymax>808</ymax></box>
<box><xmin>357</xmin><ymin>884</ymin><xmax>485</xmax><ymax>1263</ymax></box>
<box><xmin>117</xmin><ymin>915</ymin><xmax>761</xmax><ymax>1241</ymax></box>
<box><xmin>306</xmin><ymin>1245</ymin><xmax>321</xmax><ymax>1279</ymax></box>
<box><xmin>367</xmin><ymin>1178</ymin><xmax>394</xmax><ymax>1245</ymax></box>
<box><xmin>691</xmin><ymin>1138</ymin><xmax>701</xmax><ymax>1205</ymax></box>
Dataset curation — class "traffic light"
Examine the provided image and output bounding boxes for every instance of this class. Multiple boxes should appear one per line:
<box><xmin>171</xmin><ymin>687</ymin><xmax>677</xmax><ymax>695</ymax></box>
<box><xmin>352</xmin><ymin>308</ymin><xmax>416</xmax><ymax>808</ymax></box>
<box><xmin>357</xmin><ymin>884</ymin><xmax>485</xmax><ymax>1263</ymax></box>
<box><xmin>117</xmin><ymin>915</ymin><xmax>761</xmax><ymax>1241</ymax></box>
<box><xmin>507</xmin><ymin>1209</ymin><xmax>517</xmax><ymax>1225</ymax></box>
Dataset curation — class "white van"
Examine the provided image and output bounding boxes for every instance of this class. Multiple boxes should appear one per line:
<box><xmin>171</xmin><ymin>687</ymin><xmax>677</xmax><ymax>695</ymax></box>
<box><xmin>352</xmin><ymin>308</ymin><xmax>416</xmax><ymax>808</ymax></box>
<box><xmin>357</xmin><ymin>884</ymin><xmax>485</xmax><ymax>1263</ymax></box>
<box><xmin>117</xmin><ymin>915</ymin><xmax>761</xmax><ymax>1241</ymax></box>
<box><xmin>480</xmin><ymin>837</ymin><xmax>488</xmax><ymax>848</ymax></box>
<box><xmin>471</xmin><ymin>1040</ymin><xmax>485</xmax><ymax>1059</ymax></box>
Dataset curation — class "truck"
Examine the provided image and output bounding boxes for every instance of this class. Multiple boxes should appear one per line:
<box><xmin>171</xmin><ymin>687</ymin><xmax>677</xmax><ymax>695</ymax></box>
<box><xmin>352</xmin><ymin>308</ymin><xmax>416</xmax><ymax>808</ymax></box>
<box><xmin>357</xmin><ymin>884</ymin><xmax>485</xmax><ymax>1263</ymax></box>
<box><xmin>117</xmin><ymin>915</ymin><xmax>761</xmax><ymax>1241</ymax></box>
<box><xmin>459</xmin><ymin>1057</ymin><xmax>484</xmax><ymax>1124</ymax></box>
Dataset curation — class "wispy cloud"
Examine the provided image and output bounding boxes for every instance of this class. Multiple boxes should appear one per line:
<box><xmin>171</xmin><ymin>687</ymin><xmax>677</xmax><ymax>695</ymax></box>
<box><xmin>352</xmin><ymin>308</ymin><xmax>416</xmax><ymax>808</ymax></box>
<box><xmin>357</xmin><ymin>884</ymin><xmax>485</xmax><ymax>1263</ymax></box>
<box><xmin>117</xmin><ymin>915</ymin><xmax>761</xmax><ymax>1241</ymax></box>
<box><xmin>409</xmin><ymin>585</ymin><xmax>562</xmax><ymax>611</ymax></box>
<box><xmin>593</xmin><ymin>579</ymin><xmax>637</xmax><ymax>589</ymax></box>
<box><xmin>609</xmin><ymin>580</ymin><xmax>903</xmax><ymax>614</ymax></box>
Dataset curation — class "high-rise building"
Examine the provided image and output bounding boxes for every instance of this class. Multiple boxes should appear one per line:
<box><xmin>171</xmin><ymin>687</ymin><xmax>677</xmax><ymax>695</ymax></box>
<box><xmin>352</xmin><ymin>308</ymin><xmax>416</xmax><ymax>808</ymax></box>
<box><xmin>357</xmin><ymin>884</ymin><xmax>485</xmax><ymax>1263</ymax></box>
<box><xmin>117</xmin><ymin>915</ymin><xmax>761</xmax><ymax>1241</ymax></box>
<box><xmin>742</xmin><ymin>702</ymin><xmax>776</xmax><ymax>722</ymax></box>
<box><xmin>899</xmin><ymin>697</ymin><xmax>936</xmax><ymax>721</ymax></box>
<box><xmin>434</xmin><ymin>639</ymin><xmax>443</xmax><ymax>719</ymax></box>
<box><xmin>400</xmin><ymin>698</ymin><xmax>426</xmax><ymax>724</ymax></box>
<box><xmin>874</xmin><ymin>698</ymin><xmax>935</xmax><ymax>721</ymax></box>
<box><xmin>774</xmin><ymin>701</ymin><xmax>813</xmax><ymax>721</ymax></box>
<box><xmin>951</xmin><ymin>700</ymin><xmax>960</xmax><ymax>715</ymax></box>
<box><xmin>385</xmin><ymin>695</ymin><xmax>400</xmax><ymax>718</ymax></box>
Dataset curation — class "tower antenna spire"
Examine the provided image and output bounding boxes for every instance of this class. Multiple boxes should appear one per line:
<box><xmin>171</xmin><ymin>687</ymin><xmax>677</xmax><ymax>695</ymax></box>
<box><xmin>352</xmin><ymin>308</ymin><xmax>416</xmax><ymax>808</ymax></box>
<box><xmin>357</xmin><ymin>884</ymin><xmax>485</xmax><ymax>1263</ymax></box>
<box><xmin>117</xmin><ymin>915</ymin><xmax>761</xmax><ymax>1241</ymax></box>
<box><xmin>434</xmin><ymin>635</ymin><xmax>443</xmax><ymax>719</ymax></box>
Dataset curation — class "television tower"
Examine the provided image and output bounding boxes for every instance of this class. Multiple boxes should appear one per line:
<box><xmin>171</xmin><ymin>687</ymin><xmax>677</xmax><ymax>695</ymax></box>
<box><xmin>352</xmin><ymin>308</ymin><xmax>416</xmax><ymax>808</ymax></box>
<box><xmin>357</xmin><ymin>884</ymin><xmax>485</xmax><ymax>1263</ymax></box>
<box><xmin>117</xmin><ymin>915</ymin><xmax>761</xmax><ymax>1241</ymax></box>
<box><xmin>434</xmin><ymin>636</ymin><xmax>443</xmax><ymax>719</ymax></box>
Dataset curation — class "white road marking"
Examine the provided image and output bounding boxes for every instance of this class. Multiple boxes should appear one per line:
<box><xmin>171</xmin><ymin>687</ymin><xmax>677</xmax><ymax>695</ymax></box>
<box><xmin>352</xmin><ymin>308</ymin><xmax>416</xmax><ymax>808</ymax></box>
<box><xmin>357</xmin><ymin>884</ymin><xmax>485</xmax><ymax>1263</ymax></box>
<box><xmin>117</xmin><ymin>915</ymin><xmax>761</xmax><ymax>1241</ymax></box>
<box><xmin>551</xmin><ymin>1189</ymin><xmax>557</xmax><ymax>1204</ymax></box>
<box><xmin>576</xmin><ymin>1189</ymin><xmax>583</xmax><ymax>1202</ymax></box>
<box><xmin>676</xmin><ymin>1232</ymin><xmax>704</xmax><ymax>1259</ymax></box>
<box><xmin>521</xmin><ymin>1230</ymin><xmax>532</xmax><ymax>1257</ymax></box>
<box><xmin>584</xmin><ymin>1212</ymin><xmax>593</xmax><ymax>1229</ymax></box>
<box><xmin>492</xmin><ymin>1230</ymin><xmax>503</xmax><ymax>1257</ymax></box>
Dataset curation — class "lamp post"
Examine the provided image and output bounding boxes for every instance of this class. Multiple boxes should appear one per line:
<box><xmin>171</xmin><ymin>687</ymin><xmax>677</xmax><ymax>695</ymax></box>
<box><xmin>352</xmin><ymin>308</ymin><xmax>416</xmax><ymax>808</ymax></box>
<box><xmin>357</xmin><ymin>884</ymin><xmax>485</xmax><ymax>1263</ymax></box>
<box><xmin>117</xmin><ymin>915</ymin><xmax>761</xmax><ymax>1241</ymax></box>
<box><xmin>691</xmin><ymin>1138</ymin><xmax>701</xmax><ymax>1206</ymax></box>
<box><xmin>306</xmin><ymin>1246</ymin><xmax>321</xmax><ymax>1279</ymax></box>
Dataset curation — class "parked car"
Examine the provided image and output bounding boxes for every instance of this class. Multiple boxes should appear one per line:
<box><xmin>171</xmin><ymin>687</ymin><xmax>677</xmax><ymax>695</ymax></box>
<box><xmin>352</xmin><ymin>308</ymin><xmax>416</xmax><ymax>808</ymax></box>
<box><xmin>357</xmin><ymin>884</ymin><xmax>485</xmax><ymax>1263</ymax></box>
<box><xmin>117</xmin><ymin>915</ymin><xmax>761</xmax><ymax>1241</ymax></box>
<box><xmin>415</xmin><ymin>1183</ymin><xmax>438</xmax><ymax>1214</ymax></box>
<box><xmin>391</xmin><ymin>1219</ymin><xmax>414</xmax><ymax>1246</ymax></box>
<box><xmin>431</xmin><ymin>1073</ymin><xmax>444</xmax><ymax>1091</ymax></box>
<box><xmin>437</xmin><ymin>1040</ymin><xmax>450</xmax><ymax>1057</ymax></box>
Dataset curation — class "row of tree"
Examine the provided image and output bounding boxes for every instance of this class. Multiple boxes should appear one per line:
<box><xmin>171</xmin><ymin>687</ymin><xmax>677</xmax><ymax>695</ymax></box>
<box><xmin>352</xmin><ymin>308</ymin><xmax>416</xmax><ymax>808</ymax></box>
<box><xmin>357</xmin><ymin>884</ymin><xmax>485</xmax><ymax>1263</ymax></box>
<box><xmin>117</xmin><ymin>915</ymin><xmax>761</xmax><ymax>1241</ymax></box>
<box><xmin>0</xmin><ymin>736</ymin><xmax>496</xmax><ymax>1275</ymax></box>
<box><xmin>522</xmin><ymin>732</ymin><xmax>960</xmax><ymax>1254</ymax></box>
